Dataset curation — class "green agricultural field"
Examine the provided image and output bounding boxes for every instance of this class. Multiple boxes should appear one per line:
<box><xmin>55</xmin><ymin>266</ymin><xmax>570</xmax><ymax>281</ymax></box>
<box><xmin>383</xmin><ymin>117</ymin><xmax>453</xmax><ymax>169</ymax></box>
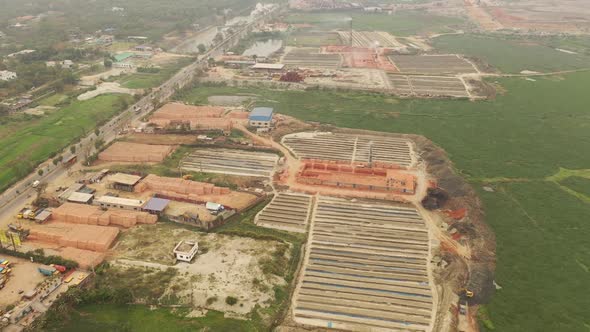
<box><xmin>179</xmin><ymin>71</ymin><xmax>590</xmax><ymax>331</ymax></box>
<box><xmin>559</xmin><ymin>176</ymin><xmax>590</xmax><ymax>199</ymax></box>
<box><xmin>48</xmin><ymin>305</ymin><xmax>257</xmax><ymax>332</ymax></box>
<box><xmin>0</xmin><ymin>94</ymin><xmax>132</xmax><ymax>193</ymax></box>
<box><xmin>432</xmin><ymin>34</ymin><xmax>590</xmax><ymax>73</ymax></box>
<box><xmin>117</xmin><ymin>57</ymin><xmax>194</xmax><ymax>89</ymax></box>
<box><xmin>284</xmin><ymin>10</ymin><xmax>465</xmax><ymax>36</ymax></box>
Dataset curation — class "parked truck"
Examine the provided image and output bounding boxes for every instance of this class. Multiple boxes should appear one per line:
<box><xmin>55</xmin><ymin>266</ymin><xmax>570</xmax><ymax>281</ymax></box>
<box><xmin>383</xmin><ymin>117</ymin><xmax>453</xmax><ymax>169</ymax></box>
<box><xmin>50</xmin><ymin>264</ymin><xmax>66</xmax><ymax>273</ymax></box>
<box><xmin>38</xmin><ymin>265</ymin><xmax>56</xmax><ymax>276</ymax></box>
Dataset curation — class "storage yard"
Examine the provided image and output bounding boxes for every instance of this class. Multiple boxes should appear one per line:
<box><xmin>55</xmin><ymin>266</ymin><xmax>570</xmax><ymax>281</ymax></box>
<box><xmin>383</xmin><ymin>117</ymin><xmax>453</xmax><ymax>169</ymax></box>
<box><xmin>282</xmin><ymin>132</ymin><xmax>415</xmax><ymax>168</ymax></box>
<box><xmin>388</xmin><ymin>74</ymin><xmax>470</xmax><ymax>98</ymax></box>
<box><xmin>99</xmin><ymin>142</ymin><xmax>176</xmax><ymax>163</ymax></box>
<box><xmin>180</xmin><ymin>148</ymin><xmax>278</xmax><ymax>177</ymax></box>
<box><xmin>292</xmin><ymin>197</ymin><xmax>433</xmax><ymax>331</ymax></box>
<box><xmin>255</xmin><ymin>193</ymin><xmax>312</xmax><ymax>233</ymax></box>
<box><xmin>388</xmin><ymin>55</ymin><xmax>477</xmax><ymax>75</ymax></box>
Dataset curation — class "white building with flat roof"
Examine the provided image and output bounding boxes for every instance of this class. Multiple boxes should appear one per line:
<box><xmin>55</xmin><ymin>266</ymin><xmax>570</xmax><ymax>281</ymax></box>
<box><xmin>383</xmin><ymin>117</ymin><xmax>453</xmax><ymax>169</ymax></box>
<box><xmin>95</xmin><ymin>196</ymin><xmax>144</xmax><ymax>211</ymax></box>
<box><xmin>173</xmin><ymin>240</ymin><xmax>199</xmax><ymax>262</ymax></box>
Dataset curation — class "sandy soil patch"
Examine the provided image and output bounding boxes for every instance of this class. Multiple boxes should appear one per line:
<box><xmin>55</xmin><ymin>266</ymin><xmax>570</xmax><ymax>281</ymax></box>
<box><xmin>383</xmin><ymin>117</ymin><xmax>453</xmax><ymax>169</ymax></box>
<box><xmin>80</xmin><ymin>68</ymin><xmax>132</xmax><ymax>86</ymax></box>
<box><xmin>112</xmin><ymin>223</ymin><xmax>286</xmax><ymax>315</ymax></box>
<box><xmin>0</xmin><ymin>258</ymin><xmax>46</xmax><ymax>307</ymax></box>
<box><xmin>77</xmin><ymin>82</ymin><xmax>142</xmax><ymax>101</ymax></box>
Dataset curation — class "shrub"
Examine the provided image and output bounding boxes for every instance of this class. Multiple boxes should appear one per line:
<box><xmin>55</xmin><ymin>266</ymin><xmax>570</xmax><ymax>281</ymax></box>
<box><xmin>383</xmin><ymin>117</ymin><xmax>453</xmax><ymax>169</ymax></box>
<box><xmin>225</xmin><ymin>296</ymin><xmax>238</xmax><ymax>305</ymax></box>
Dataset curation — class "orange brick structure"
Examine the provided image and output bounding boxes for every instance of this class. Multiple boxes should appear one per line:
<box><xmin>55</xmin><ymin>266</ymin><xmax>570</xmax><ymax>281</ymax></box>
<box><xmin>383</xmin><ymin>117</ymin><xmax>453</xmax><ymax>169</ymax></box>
<box><xmin>28</xmin><ymin>222</ymin><xmax>119</xmax><ymax>252</ymax></box>
<box><xmin>296</xmin><ymin>160</ymin><xmax>416</xmax><ymax>194</ymax></box>
<box><xmin>135</xmin><ymin>174</ymin><xmax>231</xmax><ymax>201</ymax></box>
<box><xmin>98</xmin><ymin>142</ymin><xmax>175</xmax><ymax>162</ymax></box>
<box><xmin>51</xmin><ymin>202</ymin><xmax>157</xmax><ymax>228</ymax></box>
<box><xmin>58</xmin><ymin>247</ymin><xmax>105</xmax><ymax>269</ymax></box>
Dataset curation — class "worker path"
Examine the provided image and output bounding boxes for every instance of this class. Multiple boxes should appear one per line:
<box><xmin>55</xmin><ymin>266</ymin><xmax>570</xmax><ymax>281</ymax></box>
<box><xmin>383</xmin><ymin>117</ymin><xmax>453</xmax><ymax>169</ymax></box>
<box><xmin>292</xmin><ymin>197</ymin><xmax>434</xmax><ymax>331</ymax></box>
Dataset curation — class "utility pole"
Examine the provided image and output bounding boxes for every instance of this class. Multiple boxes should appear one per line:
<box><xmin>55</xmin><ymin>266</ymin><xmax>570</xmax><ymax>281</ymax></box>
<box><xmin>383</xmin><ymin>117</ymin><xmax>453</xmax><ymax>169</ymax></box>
<box><xmin>349</xmin><ymin>18</ymin><xmax>353</xmax><ymax>47</ymax></box>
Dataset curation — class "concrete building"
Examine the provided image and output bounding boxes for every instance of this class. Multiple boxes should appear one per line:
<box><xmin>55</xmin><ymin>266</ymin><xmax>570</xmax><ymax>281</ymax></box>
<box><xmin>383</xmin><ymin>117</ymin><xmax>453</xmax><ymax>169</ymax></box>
<box><xmin>251</xmin><ymin>63</ymin><xmax>285</xmax><ymax>71</ymax></box>
<box><xmin>95</xmin><ymin>196</ymin><xmax>144</xmax><ymax>211</ymax></box>
<box><xmin>142</xmin><ymin>197</ymin><xmax>170</xmax><ymax>215</ymax></box>
<box><xmin>67</xmin><ymin>192</ymin><xmax>94</xmax><ymax>204</ymax></box>
<box><xmin>0</xmin><ymin>70</ymin><xmax>17</xmax><ymax>81</ymax></box>
<box><xmin>109</xmin><ymin>173</ymin><xmax>142</xmax><ymax>191</ymax></box>
<box><xmin>58</xmin><ymin>183</ymin><xmax>86</xmax><ymax>202</ymax></box>
<box><xmin>248</xmin><ymin>107</ymin><xmax>273</xmax><ymax>128</ymax></box>
<box><xmin>173</xmin><ymin>240</ymin><xmax>199</xmax><ymax>262</ymax></box>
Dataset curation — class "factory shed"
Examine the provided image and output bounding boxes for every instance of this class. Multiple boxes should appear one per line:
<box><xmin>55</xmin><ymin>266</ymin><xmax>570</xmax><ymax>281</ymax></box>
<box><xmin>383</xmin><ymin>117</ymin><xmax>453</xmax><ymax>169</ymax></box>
<box><xmin>249</xmin><ymin>107</ymin><xmax>273</xmax><ymax>128</ymax></box>
<box><xmin>67</xmin><ymin>192</ymin><xmax>94</xmax><ymax>204</ymax></box>
<box><xmin>95</xmin><ymin>196</ymin><xmax>145</xmax><ymax>211</ymax></box>
<box><xmin>34</xmin><ymin>209</ymin><xmax>52</xmax><ymax>223</ymax></box>
<box><xmin>251</xmin><ymin>63</ymin><xmax>285</xmax><ymax>71</ymax></box>
<box><xmin>142</xmin><ymin>197</ymin><xmax>170</xmax><ymax>215</ymax></box>
<box><xmin>58</xmin><ymin>183</ymin><xmax>86</xmax><ymax>202</ymax></box>
<box><xmin>109</xmin><ymin>173</ymin><xmax>142</xmax><ymax>191</ymax></box>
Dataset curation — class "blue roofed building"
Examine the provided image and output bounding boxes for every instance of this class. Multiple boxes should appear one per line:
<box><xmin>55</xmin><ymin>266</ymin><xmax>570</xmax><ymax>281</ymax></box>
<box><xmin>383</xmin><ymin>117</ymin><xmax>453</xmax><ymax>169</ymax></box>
<box><xmin>248</xmin><ymin>107</ymin><xmax>274</xmax><ymax>129</ymax></box>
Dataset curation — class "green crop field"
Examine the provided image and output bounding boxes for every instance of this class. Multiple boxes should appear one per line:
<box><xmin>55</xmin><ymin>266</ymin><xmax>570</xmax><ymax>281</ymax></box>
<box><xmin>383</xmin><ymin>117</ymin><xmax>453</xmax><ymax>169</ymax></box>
<box><xmin>559</xmin><ymin>176</ymin><xmax>590</xmax><ymax>199</ymax></box>
<box><xmin>49</xmin><ymin>305</ymin><xmax>257</xmax><ymax>332</ymax></box>
<box><xmin>0</xmin><ymin>94</ymin><xmax>132</xmax><ymax>192</ymax></box>
<box><xmin>177</xmin><ymin>71</ymin><xmax>590</xmax><ymax>331</ymax></box>
<box><xmin>432</xmin><ymin>34</ymin><xmax>590</xmax><ymax>73</ymax></box>
<box><xmin>284</xmin><ymin>10</ymin><xmax>465</xmax><ymax>36</ymax></box>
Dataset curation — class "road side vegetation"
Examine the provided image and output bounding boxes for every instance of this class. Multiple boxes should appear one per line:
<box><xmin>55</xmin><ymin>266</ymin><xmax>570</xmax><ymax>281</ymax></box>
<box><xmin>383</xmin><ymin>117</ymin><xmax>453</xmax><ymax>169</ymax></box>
<box><xmin>178</xmin><ymin>72</ymin><xmax>590</xmax><ymax>331</ymax></box>
<box><xmin>0</xmin><ymin>94</ymin><xmax>133</xmax><ymax>193</ymax></box>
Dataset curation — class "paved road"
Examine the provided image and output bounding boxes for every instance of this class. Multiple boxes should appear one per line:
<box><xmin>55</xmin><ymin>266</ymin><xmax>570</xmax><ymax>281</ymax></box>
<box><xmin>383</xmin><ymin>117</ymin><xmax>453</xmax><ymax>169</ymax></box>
<box><xmin>0</xmin><ymin>7</ymin><xmax>277</xmax><ymax>223</ymax></box>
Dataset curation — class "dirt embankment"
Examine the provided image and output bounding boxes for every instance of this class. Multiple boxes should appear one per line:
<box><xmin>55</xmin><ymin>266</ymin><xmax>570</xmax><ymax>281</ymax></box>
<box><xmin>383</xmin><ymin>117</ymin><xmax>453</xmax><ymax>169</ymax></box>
<box><xmin>413</xmin><ymin>135</ymin><xmax>496</xmax><ymax>328</ymax></box>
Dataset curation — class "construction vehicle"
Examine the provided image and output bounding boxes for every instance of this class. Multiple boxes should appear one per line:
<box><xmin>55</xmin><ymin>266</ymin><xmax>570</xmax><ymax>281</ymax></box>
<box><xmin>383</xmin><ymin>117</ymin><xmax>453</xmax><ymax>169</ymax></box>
<box><xmin>17</xmin><ymin>208</ymin><xmax>29</xmax><ymax>219</ymax></box>
<box><xmin>26</xmin><ymin>208</ymin><xmax>39</xmax><ymax>220</ymax></box>
<box><xmin>7</xmin><ymin>226</ymin><xmax>29</xmax><ymax>240</ymax></box>
<box><xmin>460</xmin><ymin>288</ymin><xmax>474</xmax><ymax>298</ymax></box>
<box><xmin>50</xmin><ymin>264</ymin><xmax>66</xmax><ymax>273</ymax></box>
<box><xmin>38</xmin><ymin>265</ymin><xmax>57</xmax><ymax>276</ymax></box>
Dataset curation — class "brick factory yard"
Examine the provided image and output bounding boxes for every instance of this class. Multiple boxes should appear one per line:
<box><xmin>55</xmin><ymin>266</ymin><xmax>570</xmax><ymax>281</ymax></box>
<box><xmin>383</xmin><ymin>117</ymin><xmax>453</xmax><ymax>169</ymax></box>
<box><xmin>388</xmin><ymin>74</ymin><xmax>470</xmax><ymax>98</ymax></box>
<box><xmin>181</xmin><ymin>148</ymin><xmax>278</xmax><ymax>177</ymax></box>
<box><xmin>282</xmin><ymin>48</ymin><xmax>342</xmax><ymax>69</ymax></box>
<box><xmin>292</xmin><ymin>197</ymin><xmax>434</xmax><ymax>331</ymax></box>
<box><xmin>282</xmin><ymin>132</ymin><xmax>416</xmax><ymax>168</ymax></box>
<box><xmin>98</xmin><ymin>142</ymin><xmax>176</xmax><ymax>163</ymax></box>
<box><xmin>0</xmin><ymin>258</ymin><xmax>46</xmax><ymax>307</ymax></box>
<box><xmin>389</xmin><ymin>55</ymin><xmax>477</xmax><ymax>75</ymax></box>
<box><xmin>255</xmin><ymin>193</ymin><xmax>312</xmax><ymax>233</ymax></box>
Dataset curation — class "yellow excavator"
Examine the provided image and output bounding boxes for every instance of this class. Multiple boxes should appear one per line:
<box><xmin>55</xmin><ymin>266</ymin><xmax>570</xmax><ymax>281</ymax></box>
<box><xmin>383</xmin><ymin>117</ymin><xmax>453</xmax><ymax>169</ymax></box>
<box><xmin>461</xmin><ymin>288</ymin><xmax>474</xmax><ymax>298</ymax></box>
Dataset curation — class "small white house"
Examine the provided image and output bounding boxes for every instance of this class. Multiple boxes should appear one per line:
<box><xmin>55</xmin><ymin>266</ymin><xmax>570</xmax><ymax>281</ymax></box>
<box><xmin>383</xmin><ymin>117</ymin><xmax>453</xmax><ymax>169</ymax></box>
<box><xmin>0</xmin><ymin>70</ymin><xmax>17</xmax><ymax>81</ymax></box>
<box><xmin>173</xmin><ymin>240</ymin><xmax>199</xmax><ymax>262</ymax></box>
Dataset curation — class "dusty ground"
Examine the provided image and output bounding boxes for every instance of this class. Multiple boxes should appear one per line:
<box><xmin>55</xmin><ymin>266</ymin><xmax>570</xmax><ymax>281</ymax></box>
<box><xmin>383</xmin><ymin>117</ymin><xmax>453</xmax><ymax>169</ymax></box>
<box><xmin>124</xmin><ymin>133</ymin><xmax>200</xmax><ymax>145</ymax></box>
<box><xmin>80</xmin><ymin>68</ymin><xmax>132</xmax><ymax>86</ymax></box>
<box><xmin>0</xmin><ymin>258</ymin><xmax>46</xmax><ymax>308</ymax></box>
<box><xmin>111</xmin><ymin>223</ymin><xmax>286</xmax><ymax>315</ymax></box>
<box><xmin>78</xmin><ymin>82</ymin><xmax>142</xmax><ymax>101</ymax></box>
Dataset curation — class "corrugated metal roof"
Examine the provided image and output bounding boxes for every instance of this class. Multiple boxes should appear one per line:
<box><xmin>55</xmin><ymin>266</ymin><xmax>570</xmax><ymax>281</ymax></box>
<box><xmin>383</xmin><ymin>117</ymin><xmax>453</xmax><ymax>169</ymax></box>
<box><xmin>251</xmin><ymin>63</ymin><xmax>284</xmax><ymax>70</ymax></box>
<box><xmin>143</xmin><ymin>197</ymin><xmax>170</xmax><ymax>212</ymax></box>
<box><xmin>109</xmin><ymin>173</ymin><xmax>141</xmax><ymax>185</ymax></box>
<box><xmin>67</xmin><ymin>192</ymin><xmax>94</xmax><ymax>203</ymax></box>
<box><xmin>96</xmin><ymin>196</ymin><xmax>144</xmax><ymax>207</ymax></box>
<box><xmin>249</xmin><ymin>107</ymin><xmax>274</xmax><ymax>121</ymax></box>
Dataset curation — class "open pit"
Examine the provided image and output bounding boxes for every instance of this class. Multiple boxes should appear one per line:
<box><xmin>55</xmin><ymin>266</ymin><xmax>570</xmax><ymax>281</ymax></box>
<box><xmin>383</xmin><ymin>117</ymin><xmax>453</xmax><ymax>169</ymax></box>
<box><xmin>292</xmin><ymin>196</ymin><xmax>434</xmax><ymax>331</ymax></box>
<box><xmin>181</xmin><ymin>148</ymin><xmax>278</xmax><ymax>177</ymax></box>
<box><xmin>282</xmin><ymin>132</ymin><xmax>415</xmax><ymax>168</ymax></box>
<box><xmin>255</xmin><ymin>193</ymin><xmax>312</xmax><ymax>233</ymax></box>
<box><xmin>99</xmin><ymin>142</ymin><xmax>176</xmax><ymax>163</ymax></box>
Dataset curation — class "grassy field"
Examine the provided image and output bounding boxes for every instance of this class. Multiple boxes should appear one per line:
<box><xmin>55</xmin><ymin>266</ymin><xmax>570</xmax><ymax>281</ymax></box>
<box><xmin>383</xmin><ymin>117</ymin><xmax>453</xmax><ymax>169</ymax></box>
<box><xmin>48</xmin><ymin>305</ymin><xmax>257</xmax><ymax>332</ymax></box>
<box><xmin>284</xmin><ymin>10</ymin><xmax>465</xmax><ymax>36</ymax></box>
<box><xmin>0</xmin><ymin>94</ymin><xmax>132</xmax><ymax>192</ymax></box>
<box><xmin>559</xmin><ymin>176</ymin><xmax>590</xmax><ymax>198</ymax></box>
<box><xmin>432</xmin><ymin>34</ymin><xmax>590</xmax><ymax>73</ymax></box>
<box><xmin>177</xmin><ymin>72</ymin><xmax>590</xmax><ymax>331</ymax></box>
<box><xmin>117</xmin><ymin>57</ymin><xmax>194</xmax><ymax>89</ymax></box>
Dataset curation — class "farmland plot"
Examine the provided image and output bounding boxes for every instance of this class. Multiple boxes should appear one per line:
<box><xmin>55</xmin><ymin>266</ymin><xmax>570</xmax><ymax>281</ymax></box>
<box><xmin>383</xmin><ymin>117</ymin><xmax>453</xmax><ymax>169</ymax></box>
<box><xmin>293</xmin><ymin>197</ymin><xmax>433</xmax><ymax>331</ymax></box>
<box><xmin>337</xmin><ymin>31</ymin><xmax>405</xmax><ymax>48</ymax></box>
<box><xmin>389</xmin><ymin>55</ymin><xmax>476</xmax><ymax>74</ymax></box>
<box><xmin>181</xmin><ymin>148</ymin><xmax>278</xmax><ymax>177</ymax></box>
<box><xmin>282</xmin><ymin>132</ymin><xmax>414</xmax><ymax>168</ymax></box>
<box><xmin>255</xmin><ymin>193</ymin><xmax>312</xmax><ymax>233</ymax></box>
